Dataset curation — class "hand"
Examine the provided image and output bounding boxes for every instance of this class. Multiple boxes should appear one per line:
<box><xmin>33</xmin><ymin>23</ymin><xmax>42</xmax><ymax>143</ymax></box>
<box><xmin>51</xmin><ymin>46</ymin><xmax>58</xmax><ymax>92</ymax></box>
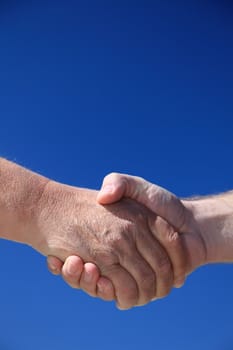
<box><xmin>97</xmin><ymin>173</ymin><xmax>207</xmax><ymax>275</ymax></box>
<box><xmin>47</xmin><ymin>255</ymin><xmax>115</xmax><ymax>301</ymax></box>
<box><xmin>56</xmin><ymin>173</ymin><xmax>206</xmax><ymax>296</ymax></box>
<box><xmin>47</xmin><ymin>172</ymin><xmax>205</xmax><ymax>305</ymax></box>
<box><xmin>35</xmin><ymin>180</ymin><xmax>175</xmax><ymax>309</ymax></box>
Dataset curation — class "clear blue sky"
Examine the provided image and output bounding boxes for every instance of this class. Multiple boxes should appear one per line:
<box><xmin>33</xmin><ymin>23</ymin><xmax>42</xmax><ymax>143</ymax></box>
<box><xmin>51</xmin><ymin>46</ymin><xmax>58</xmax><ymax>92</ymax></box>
<box><xmin>0</xmin><ymin>1</ymin><xmax>233</xmax><ymax>349</ymax></box>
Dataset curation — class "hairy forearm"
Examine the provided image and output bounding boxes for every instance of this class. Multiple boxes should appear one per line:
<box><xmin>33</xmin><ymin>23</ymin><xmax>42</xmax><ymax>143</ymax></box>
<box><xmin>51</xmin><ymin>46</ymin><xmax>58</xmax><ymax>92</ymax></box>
<box><xmin>0</xmin><ymin>158</ymin><xmax>49</xmax><ymax>245</ymax></box>
<box><xmin>184</xmin><ymin>192</ymin><xmax>233</xmax><ymax>265</ymax></box>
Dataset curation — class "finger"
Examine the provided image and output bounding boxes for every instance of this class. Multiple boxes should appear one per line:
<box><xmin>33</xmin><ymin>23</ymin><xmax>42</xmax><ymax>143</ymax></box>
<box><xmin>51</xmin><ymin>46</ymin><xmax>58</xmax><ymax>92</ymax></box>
<box><xmin>62</xmin><ymin>259</ymin><xmax>115</xmax><ymax>300</ymax></box>
<box><xmin>97</xmin><ymin>173</ymin><xmax>186</xmax><ymax>231</ymax></box>
<box><xmin>100</xmin><ymin>173</ymin><xmax>187</xmax><ymax>287</ymax></box>
<box><xmin>97</xmin><ymin>173</ymin><xmax>127</xmax><ymax>204</ymax></box>
<box><xmin>61</xmin><ymin>256</ymin><xmax>84</xmax><ymax>289</ymax></box>
<box><xmin>97</xmin><ymin>277</ymin><xmax>115</xmax><ymax>301</ymax></box>
<box><xmin>150</xmin><ymin>216</ymin><xmax>187</xmax><ymax>288</ymax></box>
<box><xmin>80</xmin><ymin>264</ymin><xmax>115</xmax><ymax>301</ymax></box>
<box><xmin>110</xmin><ymin>233</ymin><xmax>157</xmax><ymax>306</ymax></box>
<box><xmin>47</xmin><ymin>255</ymin><xmax>63</xmax><ymax>275</ymax></box>
<box><xmin>79</xmin><ymin>263</ymin><xmax>100</xmax><ymax>297</ymax></box>
<box><xmin>135</xmin><ymin>225</ymin><xmax>174</xmax><ymax>299</ymax></box>
<box><xmin>102</xmin><ymin>264</ymin><xmax>139</xmax><ymax>310</ymax></box>
<box><xmin>119</xmin><ymin>249</ymin><xmax>157</xmax><ymax>305</ymax></box>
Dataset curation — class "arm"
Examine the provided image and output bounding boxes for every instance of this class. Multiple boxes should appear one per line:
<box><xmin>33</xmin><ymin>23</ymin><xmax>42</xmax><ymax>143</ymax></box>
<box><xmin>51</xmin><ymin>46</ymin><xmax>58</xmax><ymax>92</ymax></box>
<box><xmin>0</xmin><ymin>159</ymin><xmax>175</xmax><ymax>309</ymax></box>
<box><xmin>184</xmin><ymin>193</ymin><xmax>233</xmax><ymax>265</ymax></box>
<box><xmin>49</xmin><ymin>174</ymin><xmax>233</xmax><ymax>305</ymax></box>
<box><xmin>0</xmin><ymin>157</ymin><xmax>49</xmax><ymax>245</ymax></box>
<box><xmin>48</xmin><ymin>173</ymin><xmax>192</xmax><ymax>300</ymax></box>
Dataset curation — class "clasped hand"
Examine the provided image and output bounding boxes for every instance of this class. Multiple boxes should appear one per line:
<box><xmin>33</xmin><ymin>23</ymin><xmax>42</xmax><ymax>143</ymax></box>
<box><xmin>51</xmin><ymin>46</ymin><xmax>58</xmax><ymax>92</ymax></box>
<box><xmin>44</xmin><ymin>174</ymin><xmax>206</xmax><ymax>309</ymax></box>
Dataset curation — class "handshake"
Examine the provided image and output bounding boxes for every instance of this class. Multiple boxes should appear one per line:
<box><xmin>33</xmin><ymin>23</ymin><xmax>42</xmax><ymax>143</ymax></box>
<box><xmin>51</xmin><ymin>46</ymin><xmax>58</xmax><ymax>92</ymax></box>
<box><xmin>46</xmin><ymin>173</ymin><xmax>205</xmax><ymax>310</ymax></box>
<box><xmin>1</xmin><ymin>158</ymin><xmax>232</xmax><ymax>310</ymax></box>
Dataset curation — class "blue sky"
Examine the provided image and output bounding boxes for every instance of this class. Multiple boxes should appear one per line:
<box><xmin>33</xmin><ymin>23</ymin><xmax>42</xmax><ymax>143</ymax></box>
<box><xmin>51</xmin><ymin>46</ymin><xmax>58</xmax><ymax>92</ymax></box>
<box><xmin>0</xmin><ymin>1</ymin><xmax>233</xmax><ymax>349</ymax></box>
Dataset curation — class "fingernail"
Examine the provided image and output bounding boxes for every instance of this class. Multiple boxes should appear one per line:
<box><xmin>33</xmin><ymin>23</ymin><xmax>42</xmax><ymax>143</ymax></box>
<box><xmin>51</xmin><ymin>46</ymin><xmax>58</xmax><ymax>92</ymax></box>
<box><xmin>49</xmin><ymin>266</ymin><xmax>59</xmax><ymax>275</ymax></box>
<box><xmin>151</xmin><ymin>297</ymin><xmax>158</xmax><ymax>301</ymax></box>
<box><xmin>116</xmin><ymin>303</ymin><xmax>127</xmax><ymax>311</ymax></box>
<box><xmin>48</xmin><ymin>261</ymin><xmax>59</xmax><ymax>272</ymax></box>
<box><xmin>117</xmin><ymin>306</ymin><xmax>125</xmax><ymax>311</ymax></box>
<box><xmin>174</xmin><ymin>278</ymin><xmax>185</xmax><ymax>288</ymax></box>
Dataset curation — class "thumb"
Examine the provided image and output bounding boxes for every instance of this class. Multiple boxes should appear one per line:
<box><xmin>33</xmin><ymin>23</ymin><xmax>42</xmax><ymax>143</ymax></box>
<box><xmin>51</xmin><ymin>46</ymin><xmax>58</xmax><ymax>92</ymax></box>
<box><xmin>97</xmin><ymin>172</ymin><xmax>129</xmax><ymax>204</ymax></box>
<box><xmin>97</xmin><ymin>173</ymin><xmax>185</xmax><ymax>231</ymax></box>
<box><xmin>47</xmin><ymin>255</ymin><xmax>63</xmax><ymax>275</ymax></box>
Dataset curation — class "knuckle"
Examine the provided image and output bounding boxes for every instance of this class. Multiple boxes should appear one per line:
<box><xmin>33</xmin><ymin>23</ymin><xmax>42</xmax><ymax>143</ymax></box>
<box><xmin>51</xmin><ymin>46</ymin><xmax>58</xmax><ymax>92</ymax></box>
<box><xmin>91</xmin><ymin>246</ymin><xmax>116</xmax><ymax>268</ymax></box>
<box><xmin>156</xmin><ymin>220</ymin><xmax>188</xmax><ymax>274</ymax></box>
<box><xmin>110</xmin><ymin>225</ymin><xmax>134</xmax><ymax>253</ymax></box>
<box><xmin>161</xmin><ymin>221</ymin><xmax>179</xmax><ymax>245</ymax></box>
<box><xmin>166</xmin><ymin>230</ymin><xmax>182</xmax><ymax>251</ymax></box>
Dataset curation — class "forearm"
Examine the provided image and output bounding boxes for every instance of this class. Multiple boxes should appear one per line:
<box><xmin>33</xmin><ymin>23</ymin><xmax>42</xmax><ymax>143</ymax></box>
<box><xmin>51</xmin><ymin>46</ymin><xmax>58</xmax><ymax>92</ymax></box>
<box><xmin>0</xmin><ymin>158</ymin><xmax>49</xmax><ymax>245</ymax></box>
<box><xmin>184</xmin><ymin>192</ymin><xmax>233</xmax><ymax>265</ymax></box>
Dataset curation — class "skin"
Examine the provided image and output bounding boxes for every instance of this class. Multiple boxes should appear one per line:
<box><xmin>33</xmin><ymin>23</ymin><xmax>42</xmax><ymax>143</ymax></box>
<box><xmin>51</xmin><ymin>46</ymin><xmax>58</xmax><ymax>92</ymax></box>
<box><xmin>48</xmin><ymin>173</ymin><xmax>207</xmax><ymax>303</ymax></box>
<box><xmin>0</xmin><ymin>159</ymin><xmax>181</xmax><ymax>309</ymax></box>
<box><xmin>49</xmin><ymin>173</ymin><xmax>233</xmax><ymax>307</ymax></box>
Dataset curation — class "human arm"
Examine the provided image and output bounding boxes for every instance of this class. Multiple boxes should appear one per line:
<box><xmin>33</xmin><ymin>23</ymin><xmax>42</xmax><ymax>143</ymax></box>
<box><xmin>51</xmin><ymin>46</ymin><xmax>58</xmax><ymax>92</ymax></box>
<box><xmin>48</xmin><ymin>173</ymin><xmax>192</xmax><ymax>299</ymax></box>
<box><xmin>50</xmin><ymin>174</ymin><xmax>233</xmax><ymax>303</ymax></box>
<box><xmin>98</xmin><ymin>173</ymin><xmax>233</xmax><ymax>271</ymax></box>
<box><xmin>0</xmin><ymin>159</ymin><xmax>175</xmax><ymax>309</ymax></box>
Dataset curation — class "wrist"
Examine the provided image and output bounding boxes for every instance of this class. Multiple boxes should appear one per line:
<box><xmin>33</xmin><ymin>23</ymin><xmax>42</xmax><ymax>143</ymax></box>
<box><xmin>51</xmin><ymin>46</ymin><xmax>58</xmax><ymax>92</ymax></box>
<box><xmin>0</xmin><ymin>158</ymin><xmax>50</xmax><ymax>246</ymax></box>
<box><xmin>31</xmin><ymin>180</ymin><xmax>89</xmax><ymax>257</ymax></box>
<box><xmin>184</xmin><ymin>194</ymin><xmax>233</xmax><ymax>265</ymax></box>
